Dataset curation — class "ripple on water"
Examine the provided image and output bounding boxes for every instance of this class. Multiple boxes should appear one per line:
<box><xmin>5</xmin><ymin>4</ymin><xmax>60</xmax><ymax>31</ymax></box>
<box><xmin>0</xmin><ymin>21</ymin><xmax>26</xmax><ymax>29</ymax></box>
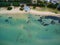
<box><xmin>0</xmin><ymin>14</ymin><xmax>60</xmax><ymax>45</ymax></box>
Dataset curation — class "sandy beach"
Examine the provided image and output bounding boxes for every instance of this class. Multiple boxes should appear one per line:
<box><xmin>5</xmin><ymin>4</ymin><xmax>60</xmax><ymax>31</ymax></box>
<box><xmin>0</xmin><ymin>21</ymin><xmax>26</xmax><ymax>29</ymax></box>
<box><xmin>0</xmin><ymin>7</ymin><xmax>60</xmax><ymax>17</ymax></box>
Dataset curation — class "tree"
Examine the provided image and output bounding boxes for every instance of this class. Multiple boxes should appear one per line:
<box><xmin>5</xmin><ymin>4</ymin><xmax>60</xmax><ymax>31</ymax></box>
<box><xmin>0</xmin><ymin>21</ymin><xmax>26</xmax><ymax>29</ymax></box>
<box><xmin>33</xmin><ymin>1</ymin><xmax>37</xmax><ymax>9</ymax></box>
<box><xmin>37</xmin><ymin>0</ymin><xmax>45</xmax><ymax>7</ymax></box>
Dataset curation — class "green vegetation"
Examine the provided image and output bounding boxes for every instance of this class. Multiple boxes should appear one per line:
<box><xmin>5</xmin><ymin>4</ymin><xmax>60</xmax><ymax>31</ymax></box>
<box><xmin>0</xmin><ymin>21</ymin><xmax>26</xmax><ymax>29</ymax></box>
<box><xmin>37</xmin><ymin>1</ymin><xmax>45</xmax><ymax>7</ymax></box>
<box><xmin>13</xmin><ymin>2</ymin><xmax>20</xmax><ymax>6</ymax></box>
<box><xmin>7</xmin><ymin>6</ymin><xmax>12</xmax><ymax>10</ymax></box>
<box><xmin>20</xmin><ymin>7</ymin><xmax>24</xmax><ymax>11</ymax></box>
<box><xmin>47</xmin><ymin>3</ymin><xmax>59</xmax><ymax>9</ymax></box>
<box><xmin>35</xmin><ymin>1</ymin><xmax>60</xmax><ymax>14</ymax></box>
<box><xmin>0</xmin><ymin>2</ymin><xmax>10</xmax><ymax>7</ymax></box>
<box><xmin>33</xmin><ymin>4</ymin><xmax>37</xmax><ymax>9</ymax></box>
<box><xmin>19</xmin><ymin>4</ymin><xmax>24</xmax><ymax>11</ymax></box>
<box><xmin>0</xmin><ymin>1</ymin><xmax>60</xmax><ymax>13</ymax></box>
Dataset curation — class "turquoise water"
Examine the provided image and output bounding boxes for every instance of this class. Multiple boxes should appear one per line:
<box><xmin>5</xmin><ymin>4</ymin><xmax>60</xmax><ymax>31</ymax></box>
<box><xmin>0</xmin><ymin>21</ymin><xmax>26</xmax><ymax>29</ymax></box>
<box><xmin>0</xmin><ymin>14</ymin><xmax>60</xmax><ymax>45</ymax></box>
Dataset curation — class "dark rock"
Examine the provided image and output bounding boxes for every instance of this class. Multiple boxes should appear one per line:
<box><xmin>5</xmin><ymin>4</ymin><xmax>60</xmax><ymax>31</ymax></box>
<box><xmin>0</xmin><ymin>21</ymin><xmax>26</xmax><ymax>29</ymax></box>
<box><xmin>41</xmin><ymin>22</ymin><xmax>44</xmax><ymax>25</ymax></box>
<box><xmin>43</xmin><ymin>24</ymin><xmax>49</xmax><ymax>26</ymax></box>
<box><xmin>8</xmin><ymin>17</ymin><xmax>12</xmax><ymax>19</ymax></box>
<box><xmin>28</xmin><ymin>16</ymin><xmax>30</xmax><ymax>19</ymax></box>
<box><xmin>51</xmin><ymin>20</ymin><xmax>55</xmax><ymax>24</ymax></box>
<box><xmin>5</xmin><ymin>19</ymin><xmax>9</xmax><ymax>22</ymax></box>
<box><xmin>19</xmin><ymin>38</ymin><xmax>25</xmax><ymax>43</ymax></box>
<box><xmin>45</xmin><ymin>16</ymin><xmax>60</xmax><ymax>20</ymax></box>
<box><xmin>40</xmin><ymin>17</ymin><xmax>42</xmax><ymax>19</ymax></box>
<box><xmin>41</xmin><ymin>22</ymin><xmax>49</xmax><ymax>26</ymax></box>
<box><xmin>27</xmin><ymin>20</ymin><xmax>30</xmax><ymax>23</ymax></box>
<box><xmin>59</xmin><ymin>20</ymin><xmax>60</xmax><ymax>23</ymax></box>
<box><xmin>54</xmin><ymin>29</ymin><xmax>60</xmax><ymax>34</ymax></box>
<box><xmin>38</xmin><ymin>19</ymin><xmax>42</xmax><ymax>22</ymax></box>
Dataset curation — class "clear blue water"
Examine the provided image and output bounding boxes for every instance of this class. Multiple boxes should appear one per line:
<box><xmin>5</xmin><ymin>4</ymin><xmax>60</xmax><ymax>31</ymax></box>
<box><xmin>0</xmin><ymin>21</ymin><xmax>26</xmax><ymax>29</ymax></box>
<box><xmin>0</xmin><ymin>14</ymin><xmax>60</xmax><ymax>45</ymax></box>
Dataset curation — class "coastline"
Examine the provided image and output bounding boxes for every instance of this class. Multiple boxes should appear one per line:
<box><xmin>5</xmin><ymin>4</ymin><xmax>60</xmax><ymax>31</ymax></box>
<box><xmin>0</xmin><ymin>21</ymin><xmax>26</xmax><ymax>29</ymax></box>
<box><xmin>0</xmin><ymin>7</ymin><xmax>60</xmax><ymax>17</ymax></box>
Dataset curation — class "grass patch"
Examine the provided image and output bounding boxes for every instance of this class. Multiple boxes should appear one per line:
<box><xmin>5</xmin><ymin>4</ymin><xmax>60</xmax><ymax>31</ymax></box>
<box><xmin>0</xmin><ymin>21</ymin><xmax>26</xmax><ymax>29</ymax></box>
<box><xmin>34</xmin><ymin>7</ymin><xmax>60</xmax><ymax>14</ymax></box>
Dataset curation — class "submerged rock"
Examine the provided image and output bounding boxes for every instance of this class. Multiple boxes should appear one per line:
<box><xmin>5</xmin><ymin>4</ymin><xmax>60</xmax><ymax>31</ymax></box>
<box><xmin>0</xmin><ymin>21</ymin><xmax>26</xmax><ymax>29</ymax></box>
<box><xmin>0</xmin><ymin>16</ymin><xmax>2</xmax><ymax>17</ymax></box>
<box><xmin>51</xmin><ymin>20</ymin><xmax>55</xmax><ymax>24</ymax></box>
<box><xmin>28</xmin><ymin>16</ymin><xmax>30</xmax><ymax>19</ymax></box>
<box><xmin>38</xmin><ymin>17</ymin><xmax>43</xmax><ymax>22</ymax></box>
<box><xmin>26</xmin><ymin>19</ymin><xmax>30</xmax><ymax>24</ymax></box>
<box><xmin>45</xmin><ymin>16</ymin><xmax>60</xmax><ymax>20</ymax></box>
<box><xmin>43</xmin><ymin>24</ymin><xmax>49</xmax><ymax>26</ymax></box>
<box><xmin>41</xmin><ymin>22</ymin><xmax>49</xmax><ymax>26</ymax></box>
<box><xmin>5</xmin><ymin>19</ymin><xmax>9</xmax><ymax>22</ymax></box>
<box><xmin>53</xmin><ymin>29</ymin><xmax>60</xmax><ymax>34</ymax></box>
<box><xmin>38</xmin><ymin>19</ymin><xmax>42</xmax><ymax>22</ymax></box>
<box><xmin>38</xmin><ymin>16</ymin><xmax>46</xmax><ymax>23</ymax></box>
<box><xmin>8</xmin><ymin>17</ymin><xmax>12</xmax><ymax>19</ymax></box>
<box><xmin>59</xmin><ymin>20</ymin><xmax>60</xmax><ymax>23</ymax></box>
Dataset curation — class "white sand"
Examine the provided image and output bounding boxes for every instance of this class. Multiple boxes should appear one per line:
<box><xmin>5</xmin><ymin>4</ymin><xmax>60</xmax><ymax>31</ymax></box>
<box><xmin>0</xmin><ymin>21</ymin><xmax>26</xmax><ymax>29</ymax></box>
<box><xmin>0</xmin><ymin>7</ymin><xmax>60</xmax><ymax>17</ymax></box>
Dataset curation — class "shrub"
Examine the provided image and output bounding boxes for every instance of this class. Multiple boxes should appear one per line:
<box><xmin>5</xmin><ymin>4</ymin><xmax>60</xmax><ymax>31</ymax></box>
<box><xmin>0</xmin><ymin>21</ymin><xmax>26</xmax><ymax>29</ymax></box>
<box><xmin>54</xmin><ymin>11</ymin><xmax>58</xmax><ymax>14</ymax></box>
<box><xmin>58</xmin><ymin>7</ymin><xmax>60</xmax><ymax>11</ymax></box>
<box><xmin>13</xmin><ymin>2</ymin><xmax>20</xmax><ymax>6</ymax></box>
<box><xmin>20</xmin><ymin>7</ymin><xmax>24</xmax><ymax>11</ymax></box>
<box><xmin>20</xmin><ymin>4</ymin><xmax>24</xmax><ymax>8</ymax></box>
<box><xmin>47</xmin><ymin>3</ymin><xmax>54</xmax><ymax>8</ymax></box>
<box><xmin>53</xmin><ymin>10</ymin><xmax>58</xmax><ymax>14</ymax></box>
<box><xmin>0</xmin><ymin>2</ymin><xmax>10</xmax><ymax>7</ymax></box>
<box><xmin>57</xmin><ymin>7</ymin><xmax>60</xmax><ymax>11</ymax></box>
<box><xmin>57</xmin><ymin>5</ymin><xmax>60</xmax><ymax>11</ymax></box>
<box><xmin>33</xmin><ymin>6</ymin><xmax>36</xmax><ymax>9</ymax></box>
<box><xmin>37</xmin><ymin>1</ymin><xmax>45</xmax><ymax>7</ymax></box>
<box><xmin>47</xmin><ymin>3</ymin><xmax>59</xmax><ymax>9</ymax></box>
<box><xmin>7</xmin><ymin>6</ymin><xmax>12</xmax><ymax>10</ymax></box>
<box><xmin>33</xmin><ymin>4</ymin><xmax>36</xmax><ymax>9</ymax></box>
<box><xmin>54</xmin><ymin>3</ymin><xmax>59</xmax><ymax>8</ymax></box>
<box><xmin>19</xmin><ymin>4</ymin><xmax>24</xmax><ymax>11</ymax></box>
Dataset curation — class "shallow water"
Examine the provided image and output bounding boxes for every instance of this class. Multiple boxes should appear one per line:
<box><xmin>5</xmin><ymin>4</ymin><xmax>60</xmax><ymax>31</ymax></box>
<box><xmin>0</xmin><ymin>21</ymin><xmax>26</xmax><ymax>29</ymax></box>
<box><xmin>0</xmin><ymin>14</ymin><xmax>60</xmax><ymax>45</ymax></box>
